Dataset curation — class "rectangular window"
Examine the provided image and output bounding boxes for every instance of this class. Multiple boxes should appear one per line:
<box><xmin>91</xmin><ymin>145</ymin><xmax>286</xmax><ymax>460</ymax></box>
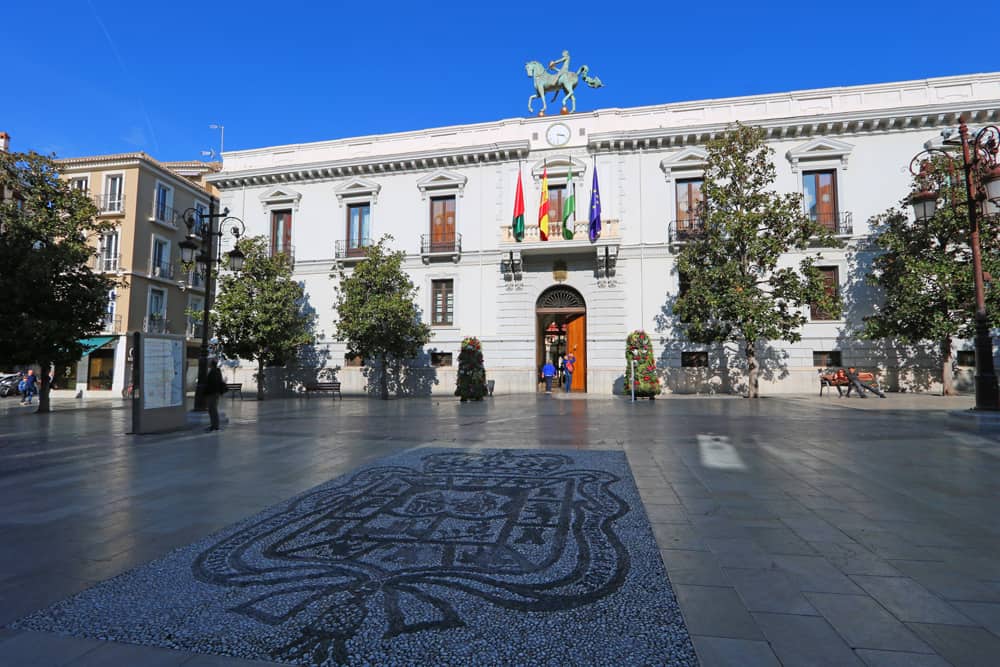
<box><xmin>431</xmin><ymin>279</ymin><xmax>454</xmax><ymax>326</ymax></box>
<box><xmin>347</xmin><ymin>203</ymin><xmax>371</xmax><ymax>256</ymax></box>
<box><xmin>430</xmin><ymin>196</ymin><xmax>456</xmax><ymax>251</ymax></box>
<box><xmin>70</xmin><ymin>177</ymin><xmax>89</xmax><ymax>192</ymax></box>
<box><xmin>149</xmin><ymin>287</ymin><xmax>166</xmax><ymax>319</ymax></box>
<box><xmin>803</xmin><ymin>170</ymin><xmax>838</xmax><ymax>231</ymax></box>
<box><xmin>188</xmin><ymin>296</ymin><xmax>204</xmax><ymax>339</ymax></box>
<box><xmin>194</xmin><ymin>202</ymin><xmax>209</xmax><ymax>233</ymax></box>
<box><xmin>957</xmin><ymin>351</ymin><xmax>975</xmax><ymax>367</ymax></box>
<box><xmin>154</xmin><ymin>183</ymin><xmax>173</xmax><ymax>223</ymax></box>
<box><xmin>681</xmin><ymin>351</ymin><xmax>709</xmax><ymax>367</ymax></box>
<box><xmin>99</xmin><ymin>231</ymin><xmax>119</xmax><ymax>271</ymax></box>
<box><xmin>152</xmin><ymin>238</ymin><xmax>171</xmax><ymax>278</ymax></box>
<box><xmin>104</xmin><ymin>174</ymin><xmax>123</xmax><ymax>212</ymax></box>
<box><xmin>675</xmin><ymin>178</ymin><xmax>703</xmax><ymax>222</ymax></box>
<box><xmin>547</xmin><ymin>185</ymin><xmax>566</xmax><ymax>227</ymax></box>
<box><xmin>430</xmin><ymin>352</ymin><xmax>453</xmax><ymax>367</ymax></box>
<box><xmin>811</xmin><ymin>266</ymin><xmax>839</xmax><ymax>321</ymax></box>
<box><xmin>103</xmin><ymin>288</ymin><xmax>117</xmax><ymax>332</ymax></box>
<box><xmin>344</xmin><ymin>354</ymin><xmax>364</xmax><ymax>367</ymax></box>
<box><xmin>813</xmin><ymin>351</ymin><xmax>842</xmax><ymax>367</ymax></box>
<box><xmin>271</xmin><ymin>209</ymin><xmax>292</xmax><ymax>256</ymax></box>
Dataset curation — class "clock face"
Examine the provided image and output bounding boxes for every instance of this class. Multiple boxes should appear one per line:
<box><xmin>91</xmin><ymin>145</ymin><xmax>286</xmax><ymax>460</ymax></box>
<box><xmin>546</xmin><ymin>123</ymin><xmax>571</xmax><ymax>146</ymax></box>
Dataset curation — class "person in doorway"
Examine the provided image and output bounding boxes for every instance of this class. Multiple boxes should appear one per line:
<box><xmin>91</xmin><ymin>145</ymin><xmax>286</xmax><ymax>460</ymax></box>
<box><xmin>542</xmin><ymin>359</ymin><xmax>556</xmax><ymax>394</ymax></box>
<box><xmin>204</xmin><ymin>360</ymin><xmax>226</xmax><ymax>431</ymax></box>
<box><xmin>563</xmin><ymin>347</ymin><xmax>577</xmax><ymax>393</ymax></box>
<box><xmin>20</xmin><ymin>370</ymin><xmax>37</xmax><ymax>405</ymax></box>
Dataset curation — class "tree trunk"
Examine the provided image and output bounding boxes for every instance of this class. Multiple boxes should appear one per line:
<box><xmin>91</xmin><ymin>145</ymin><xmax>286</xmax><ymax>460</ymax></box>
<box><xmin>36</xmin><ymin>360</ymin><xmax>51</xmax><ymax>413</ymax></box>
<box><xmin>745</xmin><ymin>341</ymin><xmax>759</xmax><ymax>398</ymax></box>
<box><xmin>257</xmin><ymin>357</ymin><xmax>266</xmax><ymax>401</ymax></box>
<box><xmin>941</xmin><ymin>336</ymin><xmax>955</xmax><ymax>396</ymax></box>
<box><xmin>379</xmin><ymin>354</ymin><xmax>389</xmax><ymax>400</ymax></box>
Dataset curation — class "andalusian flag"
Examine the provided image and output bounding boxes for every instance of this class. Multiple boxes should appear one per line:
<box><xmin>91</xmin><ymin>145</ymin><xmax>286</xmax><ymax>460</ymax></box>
<box><xmin>562</xmin><ymin>176</ymin><xmax>576</xmax><ymax>240</ymax></box>
<box><xmin>512</xmin><ymin>169</ymin><xmax>525</xmax><ymax>242</ymax></box>
<box><xmin>538</xmin><ymin>164</ymin><xmax>549</xmax><ymax>241</ymax></box>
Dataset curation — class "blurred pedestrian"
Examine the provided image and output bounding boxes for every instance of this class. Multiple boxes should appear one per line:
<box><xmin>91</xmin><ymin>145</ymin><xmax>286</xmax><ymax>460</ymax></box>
<box><xmin>204</xmin><ymin>360</ymin><xmax>226</xmax><ymax>431</ymax></box>
<box><xmin>20</xmin><ymin>370</ymin><xmax>37</xmax><ymax>405</ymax></box>
<box><xmin>542</xmin><ymin>360</ymin><xmax>556</xmax><ymax>394</ymax></box>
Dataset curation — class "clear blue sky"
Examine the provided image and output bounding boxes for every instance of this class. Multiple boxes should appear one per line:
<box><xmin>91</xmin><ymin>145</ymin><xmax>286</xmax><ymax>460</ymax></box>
<box><xmin>7</xmin><ymin>1</ymin><xmax>998</xmax><ymax>161</ymax></box>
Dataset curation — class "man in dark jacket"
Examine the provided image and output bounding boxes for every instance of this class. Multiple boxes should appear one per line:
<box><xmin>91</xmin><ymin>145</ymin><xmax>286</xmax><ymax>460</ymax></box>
<box><xmin>204</xmin><ymin>360</ymin><xmax>226</xmax><ymax>431</ymax></box>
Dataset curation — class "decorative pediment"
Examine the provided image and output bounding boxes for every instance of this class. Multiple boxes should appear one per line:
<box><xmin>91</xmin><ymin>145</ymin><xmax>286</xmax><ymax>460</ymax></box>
<box><xmin>659</xmin><ymin>147</ymin><xmax>708</xmax><ymax>183</ymax></box>
<box><xmin>259</xmin><ymin>186</ymin><xmax>302</xmax><ymax>211</ymax></box>
<box><xmin>786</xmin><ymin>137</ymin><xmax>854</xmax><ymax>172</ymax></box>
<box><xmin>416</xmin><ymin>170</ymin><xmax>468</xmax><ymax>199</ymax></box>
<box><xmin>530</xmin><ymin>156</ymin><xmax>587</xmax><ymax>183</ymax></box>
<box><xmin>334</xmin><ymin>177</ymin><xmax>382</xmax><ymax>204</ymax></box>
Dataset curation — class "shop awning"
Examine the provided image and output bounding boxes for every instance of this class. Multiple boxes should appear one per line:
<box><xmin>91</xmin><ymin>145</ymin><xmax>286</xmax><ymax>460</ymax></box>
<box><xmin>78</xmin><ymin>336</ymin><xmax>116</xmax><ymax>356</ymax></box>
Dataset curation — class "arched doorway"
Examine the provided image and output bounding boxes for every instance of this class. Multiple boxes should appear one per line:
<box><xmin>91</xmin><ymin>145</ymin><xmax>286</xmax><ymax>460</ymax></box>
<box><xmin>536</xmin><ymin>286</ymin><xmax>586</xmax><ymax>392</ymax></box>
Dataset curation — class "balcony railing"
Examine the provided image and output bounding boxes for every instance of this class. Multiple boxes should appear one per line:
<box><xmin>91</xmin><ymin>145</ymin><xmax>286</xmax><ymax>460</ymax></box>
<box><xmin>149</xmin><ymin>260</ymin><xmax>175</xmax><ymax>280</ymax></box>
<box><xmin>269</xmin><ymin>244</ymin><xmax>296</xmax><ymax>267</ymax></box>
<box><xmin>335</xmin><ymin>238</ymin><xmax>373</xmax><ymax>261</ymax></box>
<box><xmin>187</xmin><ymin>321</ymin><xmax>204</xmax><ymax>340</ymax></box>
<box><xmin>421</xmin><ymin>234</ymin><xmax>462</xmax><ymax>260</ymax></box>
<box><xmin>499</xmin><ymin>220</ymin><xmax>620</xmax><ymax>244</ymax></box>
<box><xmin>668</xmin><ymin>218</ymin><xmax>706</xmax><ymax>244</ymax></box>
<box><xmin>151</xmin><ymin>204</ymin><xmax>177</xmax><ymax>228</ymax></box>
<box><xmin>187</xmin><ymin>269</ymin><xmax>205</xmax><ymax>290</ymax></box>
<box><xmin>143</xmin><ymin>316</ymin><xmax>170</xmax><ymax>334</ymax></box>
<box><xmin>810</xmin><ymin>211</ymin><xmax>853</xmax><ymax>237</ymax></box>
<box><xmin>101</xmin><ymin>314</ymin><xmax>122</xmax><ymax>334</ymax></box>
<box><xmin>89</xmin><ymin>254</ymin><xmax>120</xmax><ymax>272</ymax></box>
<box><xmin>93</xmin><ymin>193</ymin><xmax>125</xmax><ymax>214</ymax></box>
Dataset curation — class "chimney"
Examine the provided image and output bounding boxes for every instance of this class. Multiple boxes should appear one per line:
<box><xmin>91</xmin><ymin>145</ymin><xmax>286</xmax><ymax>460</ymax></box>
<box><xmin>0</xmin><ymin>132</ymin><xmax>9</xmax><ymax>152</ymax></box>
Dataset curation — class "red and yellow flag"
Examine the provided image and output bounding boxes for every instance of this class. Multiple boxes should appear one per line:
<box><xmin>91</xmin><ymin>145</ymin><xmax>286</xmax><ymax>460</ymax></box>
<box><xmin>538</xmin><ymin>165</ymin><xmax>549</xmax><ymax>241</ymax></box>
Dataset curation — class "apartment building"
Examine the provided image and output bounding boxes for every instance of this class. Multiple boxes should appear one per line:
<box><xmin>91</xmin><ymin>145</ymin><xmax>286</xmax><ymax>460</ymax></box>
<box><xmin>55</xmin><ymin>153</ymin><xmax>218</xmax><ymax>395</ymax></box>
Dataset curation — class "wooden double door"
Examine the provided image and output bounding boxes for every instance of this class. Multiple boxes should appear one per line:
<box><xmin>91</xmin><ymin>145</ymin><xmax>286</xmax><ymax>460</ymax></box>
<box><xmin>536</xmin><ymin>311</ymin><xmax>586</xmax><ymax>392</ymax></box>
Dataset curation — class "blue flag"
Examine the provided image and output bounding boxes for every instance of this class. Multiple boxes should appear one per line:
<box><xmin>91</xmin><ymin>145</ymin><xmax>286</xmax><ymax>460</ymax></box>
<box><xmin>588</xmin><ymin>167</ymin><xmax>602</xmax><ymax>242</ymax></box>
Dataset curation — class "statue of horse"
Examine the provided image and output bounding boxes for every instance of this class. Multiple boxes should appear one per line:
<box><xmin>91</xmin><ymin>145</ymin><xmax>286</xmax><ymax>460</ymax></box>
<box><xmin>525</xmin><ymin>61</ymin><xmax>604</xmax><ymax>116</ymax></box>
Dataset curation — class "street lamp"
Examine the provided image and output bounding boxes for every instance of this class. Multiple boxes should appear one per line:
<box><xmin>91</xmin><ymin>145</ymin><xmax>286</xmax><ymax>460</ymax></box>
<box><xmin>181</xmin><ymin>205</ymin><xmax>246</xmax><ymax>411</ymax></box>
<box><xmin>907</xmin><ymin>115</ymin><xmax>1000</xmax><ymax>410</ymax></box>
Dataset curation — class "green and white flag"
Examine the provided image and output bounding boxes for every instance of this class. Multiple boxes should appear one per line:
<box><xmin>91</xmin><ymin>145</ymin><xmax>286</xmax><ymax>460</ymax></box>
<box><xmin>562</xmin><ymin>177</ymin><xmax>576</xmax><ymax>240</ymax></box>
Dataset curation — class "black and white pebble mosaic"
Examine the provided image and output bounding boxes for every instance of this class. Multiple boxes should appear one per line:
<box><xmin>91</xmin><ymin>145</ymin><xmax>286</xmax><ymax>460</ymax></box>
<box><xmin>14</xmin><ymin>448</ymin><xmax>696</xmax><ymax>666</ymax></box>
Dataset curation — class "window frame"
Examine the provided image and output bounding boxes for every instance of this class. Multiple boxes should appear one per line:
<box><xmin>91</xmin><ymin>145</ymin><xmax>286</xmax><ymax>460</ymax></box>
<box><xmin>346</xmin><ymin>202</ymin><xmax>372</xmax><ymax>256</ymax></box>
<box><xmin>681</xmin><ymin>351</ymin><xmax>709</xmax><ymax>368</ymax></box>
<box><xmin>803</xmin><ymin>169</ymin><xmax>839</xmax><ymax>232</ymax></box>
<box><xmin>430</xmin><ymin>278</ymin><xmax>455</xmax><ymax>327</ymax></box>
<box><xmin>810</xmin><ymin>266</ymin><xmax>841</xmax><ymax>321</ymax></box>
<box><xmin>270</xmin><ymin>209</ymin><xmax>293</xmax><ymax>256</ymax></box>
<box><xmin>813</xmin><ymin>350</ymin><xmax>842</xmax><ymax>367</ymax></box>
<box><xmin>103</xmin><ymin>173</ymin><xmax>124</xmax><ymax>212</ymax></box>
<box><xmin>153</xmin><ymin>180</ymin><xmax>174</xmax><ymax>226</ymax></box>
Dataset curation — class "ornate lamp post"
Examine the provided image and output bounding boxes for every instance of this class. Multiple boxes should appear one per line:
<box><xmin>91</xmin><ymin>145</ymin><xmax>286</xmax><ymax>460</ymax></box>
<box><xmin>179</xmin><ymin>204</ymin><xmax>246</xmax><ymax>411</ymax></box>
<box><xmin>908</xmin><ymin>115</ymin><xmax>1000</xmax><ymax>410</ymax></box>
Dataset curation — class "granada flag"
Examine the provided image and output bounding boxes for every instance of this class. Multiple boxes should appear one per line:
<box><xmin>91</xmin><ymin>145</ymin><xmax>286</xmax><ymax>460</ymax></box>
<box><xmin>538</xmin><ymin>164</ymin><xmax>549</xmax><ymax>241</ymax></box>
<box><xmin>512</xmin><ymin>169</ymin><xmax>525</xmax><ymax>242</ymax></box>
<box><xmin>562</xmin><ymin>175</ymin><xmax>576</xmax><ymax>240</ymax></box>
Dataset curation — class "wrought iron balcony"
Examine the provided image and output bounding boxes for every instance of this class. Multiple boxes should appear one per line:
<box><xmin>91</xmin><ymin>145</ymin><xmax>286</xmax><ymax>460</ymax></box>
<box><xmin>149</xmin><ymin>260</ymin><xmax>175</xmax><ymax>280</ymax></box>
<box><xmin>93</xmin><ymin>193</ymin><xmax>125</xmax><ymax>214</ymax></box>
<box><xmin>668</xmin><ymin>217</ymin><xmax>706</xmax><ymax>244</ymax></box>
<box><xmin>335</xmin><ymin>238</ymin><xmax>373</xmax><ymax>261</ymax></box>
<box><xmin>269</xmin><ymin>244</ymin><xmax>296</xmax><ymax>267</ymax></box>
<box><xmin>89</xmin><ymin>253</ymin><xmax>120</xmax><ymax>272</ymax></box>
<box><xmin>810</xmin><ymin>211</ymin><xmax>853</xmax><ymax>237</ymax></box>
<box><xmin>420</xmin><ymin>234</ymin><xmax>462</xmax><ymax>262</ymax></box>
<box><xmin>499</xmin><ymin>220</ymin><xmax>620</xmax><ymax>244</ymax></box>
<box><xmin>151</xmin><ymin>204</ymin><xmax>177</xmax><ymax>228</ymax></box>
<box><xmin>100</xmin><ymin>313</ymin><xmax>122</xmax><ymax>334</ymax></box>
<box><xmin>143</xmin><ymin>316</ymin><xmax>170</xmax><ymax>334</ymax></box>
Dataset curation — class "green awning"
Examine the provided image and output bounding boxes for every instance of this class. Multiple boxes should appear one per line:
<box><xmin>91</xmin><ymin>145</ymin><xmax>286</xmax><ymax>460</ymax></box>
<box><xmin>79</xmin><ymin>336</ymin><xmax>117</xmax><ymax>356</ymax></box>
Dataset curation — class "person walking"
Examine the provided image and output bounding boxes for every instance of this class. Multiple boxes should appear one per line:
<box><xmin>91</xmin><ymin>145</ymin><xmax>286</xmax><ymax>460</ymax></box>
<box><xmin>541</xmin><ymin>359</ymin><xmax>556</xmax><ymax>394</ymax></box>
<box><xmin>563</xmin><ymin>347</ymin><xmax>577</xmax><ymax>393</ymax></box>
<box><xmin>20</xmin><ymin>370</ymin><xmax>38</xmax><ymax>405</ymax></box>
<box><xmin>204</xmin><ymin>360</ymin><xmax>226</xmax><ymax>431</ymax></box>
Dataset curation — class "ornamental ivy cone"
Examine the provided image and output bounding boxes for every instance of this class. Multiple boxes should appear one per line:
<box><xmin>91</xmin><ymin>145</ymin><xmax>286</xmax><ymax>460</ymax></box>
<box><xmin>623</xmin><ymin>330</ymin><xmax>661</xmax><ymax>398</ymax></box>
<box><xmin>455</xmin><ymin>336</ymin><xmax>487</xmax><ymax>401</ymax></box>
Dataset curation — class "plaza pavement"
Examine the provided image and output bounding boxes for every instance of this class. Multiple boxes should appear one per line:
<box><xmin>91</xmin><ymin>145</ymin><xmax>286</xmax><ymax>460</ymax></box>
<box><xmin>1</xmin><ymin>391</ymin><xmax>999</xmax><ymax>666</ymax></box>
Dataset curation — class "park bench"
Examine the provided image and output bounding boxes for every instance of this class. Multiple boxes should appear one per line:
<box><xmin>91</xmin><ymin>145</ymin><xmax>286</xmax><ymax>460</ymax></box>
<box><xmin>304</xmin><ymin>381</ymin><xmax>342</xmax><ymax>399</ymax></box>
<box><xmin>225</xmin><ymin>383</ymin><xmax>243</xmax><ymax>400</ymax></box>
<box><xmin>819</xmin><ymin>370</ymin><xmax>879</xmax><ymax>396</ymax></box>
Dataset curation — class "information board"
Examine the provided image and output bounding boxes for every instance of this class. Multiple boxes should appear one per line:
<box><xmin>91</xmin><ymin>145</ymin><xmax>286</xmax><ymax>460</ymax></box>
<box><xmin>130</xmin><ymin>332</ymin><xmax>189</xmax><ymax>434</ymax></box>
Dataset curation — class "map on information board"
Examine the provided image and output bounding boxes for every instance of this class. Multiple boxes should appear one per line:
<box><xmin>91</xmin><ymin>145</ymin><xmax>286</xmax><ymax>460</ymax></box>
<box><xmin>143</xmin><ymin>337</ymin><xmax>184</xmax><ymax>409</ymax></box>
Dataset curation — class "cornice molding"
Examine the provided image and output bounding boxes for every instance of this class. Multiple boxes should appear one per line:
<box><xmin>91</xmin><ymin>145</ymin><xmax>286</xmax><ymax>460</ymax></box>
<box><xmin>210</xmin><ymin>141</ymin><xmax>530</xmax><ymax>189</ymax></box>
<box><xmin>58</xmin><ymin>154</ymin><xmax>214</xmax><ymax>200</ymax></box>
<box><xmin>785</xmin><ymin>137</ymin><xmax>854</xmax><ymax>173</ymax></box>
<box><xmin>416</xmin><ymin>169</ymin><xmax>468</xmax><ymax>199</ymax></box>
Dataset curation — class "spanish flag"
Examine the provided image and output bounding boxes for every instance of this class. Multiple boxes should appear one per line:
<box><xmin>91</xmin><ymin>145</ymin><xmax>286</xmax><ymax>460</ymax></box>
<box><xmin>538</xmin><ymin>164</ymin><xmax>549</xmax><ymax>241</ymax></box>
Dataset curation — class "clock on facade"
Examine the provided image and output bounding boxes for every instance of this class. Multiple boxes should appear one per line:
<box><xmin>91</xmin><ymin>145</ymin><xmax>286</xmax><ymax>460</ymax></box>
<box><xmin>545</xmin><ymin>123</ymin><xmax>572</xmax><ymax>147</ymax></box>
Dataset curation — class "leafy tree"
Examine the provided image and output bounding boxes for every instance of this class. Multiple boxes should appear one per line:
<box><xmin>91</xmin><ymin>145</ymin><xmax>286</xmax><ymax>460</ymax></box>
<box><xmin>213</xmin><ymin>236</ymin><xmax>314</xmax><ymax>400</ymax></box>
<box><xmin>623</xmin><ymin>330</ymin><xmax>661</xmax><ymax>398</ymax></box>
<box><xmin>0</xmin><ymin>150</ymin><xmax>116</xmax><ymax>413</ymax></box>
<box><xmin>455</xmin><ymin>336</ymin><xmax>486</xmax><ymax>401</ymax></box>
<box><xmin>863</xmin><ymin>155</ymin><xmax>1000</xmax><ymax>395</ymax></box>
<box><xmin>674</xmin><ymin>123</ymin><xmax>839</xmax><ymax>398</ymax></box>
<box><xmin>333</xmin><ymin>235</ymin><xmax>431</xmax><ymax>399</ymax></box>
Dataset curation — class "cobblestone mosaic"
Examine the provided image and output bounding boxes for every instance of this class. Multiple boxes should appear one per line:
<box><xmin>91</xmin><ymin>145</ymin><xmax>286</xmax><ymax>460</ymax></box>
<box><xmin>14</xmin><ymin>448</ymin><xmax>696</xmax><ymax>665</ymax></box>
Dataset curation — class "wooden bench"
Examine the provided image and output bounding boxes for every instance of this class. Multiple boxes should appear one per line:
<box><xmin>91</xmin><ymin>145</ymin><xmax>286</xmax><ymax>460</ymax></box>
<box><xmin>304</xmin><ymin>381</ymin><xmax>342</xmax><ymax>399</ymax></box>
<box><xmin>819</xmin><ymin>371</ymin><xmax>879</xmax><ymax>396</ymax></box>
<box><xmin>225</xmin><ymin>383</ymin><xmax>243</xmax><ymax>400</ymax></box>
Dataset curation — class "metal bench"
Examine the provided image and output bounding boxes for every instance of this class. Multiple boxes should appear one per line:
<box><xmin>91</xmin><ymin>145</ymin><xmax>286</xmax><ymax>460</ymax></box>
<box><xmin>304</xmin><ymin>381</ymin><xmax>342</xmax><ymax>399</ymax></box>
<box><xmin>225</xmin><ymin>383</ymin><xmax>243</xmax><ymax>400</ymax></box>
<box><xmin>819</xmin><ymin>371</ymin><xmax>879</xmax><ymax>396</ymax></box>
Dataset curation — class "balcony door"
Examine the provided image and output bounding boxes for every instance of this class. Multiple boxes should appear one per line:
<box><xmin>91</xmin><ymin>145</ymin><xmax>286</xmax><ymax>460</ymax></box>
<box><xmin>347</xmin><ymin>203</ymin><xmax>371</xmax><ymax>256</ymax></box>
<box><xmin>271</xmin><ymin>210</ymin><xmax>292</xmax><ymax>257</ymax></box>
<box><xmin>430</xmin><ymin>196</ymin><xmax>456</xmax><ymax>252</ymax></box>
<box><xmin>675</xmin><ymin>178</ymin><xmax>703</xmax><ymax>236</ymax></box>
<box><xmin>804</xmin><ymin>170</ymin><xmax>838</xmax><ymax>231</ymax></box>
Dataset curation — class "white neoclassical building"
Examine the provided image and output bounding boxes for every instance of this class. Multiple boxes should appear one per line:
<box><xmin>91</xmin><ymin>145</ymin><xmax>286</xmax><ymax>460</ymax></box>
<box><xmin>210</xmin><ymin>72</ymin><xmax>1000</xmax><ymax>396</ymax></box>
